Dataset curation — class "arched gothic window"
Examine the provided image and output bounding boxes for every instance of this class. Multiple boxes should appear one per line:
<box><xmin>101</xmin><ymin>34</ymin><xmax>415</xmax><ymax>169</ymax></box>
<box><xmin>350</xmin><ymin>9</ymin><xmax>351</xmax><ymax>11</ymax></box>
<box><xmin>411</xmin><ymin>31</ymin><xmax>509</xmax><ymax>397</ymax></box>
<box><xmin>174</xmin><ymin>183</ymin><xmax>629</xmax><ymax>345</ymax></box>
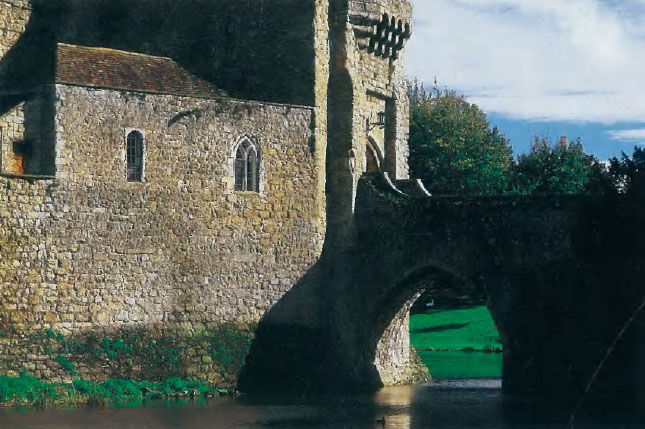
<box><xmin>234</xmin><ymin>138</ymin><xmax>259</xmax><ymax>192</ymax></box>
<box><xmin>126</xmin><ymin>130</ymin><xmax>144</xmax><ymax>182</ymax></box>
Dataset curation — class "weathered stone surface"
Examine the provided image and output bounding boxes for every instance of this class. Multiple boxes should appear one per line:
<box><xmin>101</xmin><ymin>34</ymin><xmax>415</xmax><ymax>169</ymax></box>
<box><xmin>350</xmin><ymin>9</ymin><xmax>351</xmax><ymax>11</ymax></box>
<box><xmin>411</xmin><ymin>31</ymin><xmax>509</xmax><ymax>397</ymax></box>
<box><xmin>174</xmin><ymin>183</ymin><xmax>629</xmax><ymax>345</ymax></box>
<box><xmin>0</xmin><ymin>1</ymin><xmax>30</xmax><ymax>61</ymax></box>
<box><xmin>2</xmin><ymin>2</ymin><xmax>644</xmax><ymax>410</ymax></box>
<box><xmin>0</xmin><ymin>85</ymin><xmax>324</xmax><ymax>381</ymax></box>
<box><xmin>352</xmin><ymin>175</ymin><xmax>645</xmax><ymax>407</ymax></box>
<box><xmin>374</xmin><ymin>296</ymin><xmax>430</xmax><ymax>385</ymax></box>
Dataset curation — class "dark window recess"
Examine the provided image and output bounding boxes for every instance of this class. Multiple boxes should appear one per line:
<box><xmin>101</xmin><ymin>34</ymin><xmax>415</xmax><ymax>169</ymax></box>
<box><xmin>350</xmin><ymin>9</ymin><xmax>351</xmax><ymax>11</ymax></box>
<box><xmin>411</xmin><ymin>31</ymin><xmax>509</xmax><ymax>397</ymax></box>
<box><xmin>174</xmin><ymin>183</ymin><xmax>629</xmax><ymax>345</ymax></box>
<box><xmin>126</xmin><ymin>130</ymin><xmax>144</xmax><ymax>182</ymax></box>
<box><xmin>234</xmin><ymin>140</ymin><xmax>259</xmax><ymax>192</ymax></box>
<box><xmin>12</xmin><ymin>140</ymin><xmax>31</xmax><ymax>174</ymax></box>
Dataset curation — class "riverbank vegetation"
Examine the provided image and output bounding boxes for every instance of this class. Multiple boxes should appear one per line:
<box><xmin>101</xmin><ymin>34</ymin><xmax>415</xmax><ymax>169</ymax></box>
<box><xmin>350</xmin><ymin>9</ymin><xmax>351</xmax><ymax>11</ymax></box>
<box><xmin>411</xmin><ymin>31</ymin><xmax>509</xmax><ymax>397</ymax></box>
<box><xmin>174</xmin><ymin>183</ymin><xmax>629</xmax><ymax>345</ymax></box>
<box><xmin>0</xmin><ymin>323</ymin><xmax>253</xmax><ymax>408</ymax></box>
<box><xmin>0</xmin><ymin>375</ymin><xmax>233</xmax><ymax>408</ymax></box>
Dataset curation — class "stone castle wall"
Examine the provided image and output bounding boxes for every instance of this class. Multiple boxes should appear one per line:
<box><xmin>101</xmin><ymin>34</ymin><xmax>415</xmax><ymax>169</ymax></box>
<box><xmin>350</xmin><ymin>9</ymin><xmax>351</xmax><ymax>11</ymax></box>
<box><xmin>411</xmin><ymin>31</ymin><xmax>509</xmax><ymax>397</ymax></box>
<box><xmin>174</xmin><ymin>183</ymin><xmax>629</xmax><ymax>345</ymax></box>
<box><xmin>0</xmin><ymin>99</ymin><xmax>27</xmax><ymax>173</ymax></box>
<box><xmin>348</xmin><ymin>0</ymin><xmax>411</xmax><ymax>180</ymax></box>
<box><xmin>0</xmin><ymin>84</ymin><xmax>324</xmax><ymax>382</ymax></box>
<box><xmin>324</xmin><ymin>0</ymin><xmax>414</xmax><ymax>386</ymax></box>
<box><xmin>326</xmin><ymin>0</ymin><xmax>411</xmax><ymax>235</ymax></box>
<box><xmin>0</xmin><ymin>91</ymin><xmax>51</xmax><ymax>176</ymax></box>
<box><xmin>311</xmin><ymin>0</ymin><xmax>331</xmax><ymax>240</ymax></box>
<box><xmin>0</xmin><ymin>0</ymin><xmax>30</xmax><ymax>60</ymax></box>
<box><xmin>0</xmin><ymin>0</ymin><xmax>422</xmax><ymax>389</ymax></box>
<box><xmin>0</xmin><ymin>0</ymin><xmax>318</xmax><ymax>106</ymax></box>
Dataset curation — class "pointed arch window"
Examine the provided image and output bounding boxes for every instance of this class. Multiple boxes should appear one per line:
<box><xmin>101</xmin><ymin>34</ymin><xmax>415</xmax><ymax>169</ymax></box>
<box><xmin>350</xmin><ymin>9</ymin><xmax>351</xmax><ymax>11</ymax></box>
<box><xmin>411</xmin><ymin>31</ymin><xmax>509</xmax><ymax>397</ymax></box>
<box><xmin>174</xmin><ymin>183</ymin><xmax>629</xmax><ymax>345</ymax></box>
<box><xmin>234</xmin><ymin>138</ymin><xmax>259</xmax><ymax>192</ymax></box>
<box><xmin>126</xmin><ymin>130</ymin><xmax>144</xmax><ymax>182</ymax></box>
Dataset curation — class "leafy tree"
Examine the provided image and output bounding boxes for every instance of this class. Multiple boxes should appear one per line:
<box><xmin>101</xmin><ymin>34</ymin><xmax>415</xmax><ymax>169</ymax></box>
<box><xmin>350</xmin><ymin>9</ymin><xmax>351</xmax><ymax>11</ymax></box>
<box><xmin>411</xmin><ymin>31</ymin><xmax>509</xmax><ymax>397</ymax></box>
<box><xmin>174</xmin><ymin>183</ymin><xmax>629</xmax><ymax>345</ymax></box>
<box><xmin>513</xmin><ymin>136</ymin><xmax>606</xmax><ymax>195</ymax></box>
<box><xmin>607</xmin><ymin>147</ymin><xmax>645</xmax><ymax>195</ymax></box>
<box><xmin>585</xmin><ymin>156</ymin><xmax>614</xmax><ymax>195</ymax></box>
<box><xmin>408</xmin><ymin>80</ymin><xmax>514</xmax><ymax>195</ymax></box>
<box><xmin>407</xmin><ymin>79</ymin><xmax>615</xmax><ymax>196</ymax></box>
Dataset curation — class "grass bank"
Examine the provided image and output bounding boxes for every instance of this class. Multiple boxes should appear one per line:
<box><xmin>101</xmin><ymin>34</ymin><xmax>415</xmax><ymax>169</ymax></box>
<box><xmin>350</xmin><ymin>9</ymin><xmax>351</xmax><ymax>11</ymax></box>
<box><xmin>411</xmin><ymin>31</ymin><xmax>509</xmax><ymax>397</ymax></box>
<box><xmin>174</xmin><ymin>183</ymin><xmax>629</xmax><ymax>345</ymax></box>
<box><xmin>410</xmin><ymin>305</ymin><xmax>502</xmax><ymax>379</ymax></box>
<box><xmin>0</xmin><ymin>375</ymin><xmax>233</xmax><ymax>408</ymax></box>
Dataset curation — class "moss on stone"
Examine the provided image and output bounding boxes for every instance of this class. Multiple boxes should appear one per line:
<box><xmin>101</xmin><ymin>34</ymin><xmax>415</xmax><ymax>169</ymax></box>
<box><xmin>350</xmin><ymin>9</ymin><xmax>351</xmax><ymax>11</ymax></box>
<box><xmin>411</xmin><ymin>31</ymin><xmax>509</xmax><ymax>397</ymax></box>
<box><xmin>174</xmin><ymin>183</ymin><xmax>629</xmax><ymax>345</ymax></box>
<box><xmin>4</xmin><ymin>324</ymin><xmax>255</xmax><ymax>387</ymax></box>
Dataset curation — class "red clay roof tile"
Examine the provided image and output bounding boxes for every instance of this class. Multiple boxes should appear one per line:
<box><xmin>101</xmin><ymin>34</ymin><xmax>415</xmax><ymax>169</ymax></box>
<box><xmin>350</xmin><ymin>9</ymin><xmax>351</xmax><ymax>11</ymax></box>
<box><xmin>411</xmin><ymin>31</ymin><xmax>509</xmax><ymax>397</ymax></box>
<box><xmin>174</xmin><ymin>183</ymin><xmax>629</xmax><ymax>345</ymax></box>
<box><xmin>55</xmin><ymin>43</ymin><xmax>223</xmax><ymax>98</ymax></box>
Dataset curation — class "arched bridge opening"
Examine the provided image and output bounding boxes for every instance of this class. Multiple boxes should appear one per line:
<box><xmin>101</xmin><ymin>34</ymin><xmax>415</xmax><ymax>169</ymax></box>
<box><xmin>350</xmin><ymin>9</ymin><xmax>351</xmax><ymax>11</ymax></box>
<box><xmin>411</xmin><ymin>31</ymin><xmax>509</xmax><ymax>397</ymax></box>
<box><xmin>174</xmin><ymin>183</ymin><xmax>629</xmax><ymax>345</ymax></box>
<box><xmin>360</xmin><ymin>260</ymin><xmax>506</xmax><ymax>387</ymax></box>
<box><xmin>240</xmin><ymin>172</ymin><xmax>645</xmax><ymax>417</ymax></box>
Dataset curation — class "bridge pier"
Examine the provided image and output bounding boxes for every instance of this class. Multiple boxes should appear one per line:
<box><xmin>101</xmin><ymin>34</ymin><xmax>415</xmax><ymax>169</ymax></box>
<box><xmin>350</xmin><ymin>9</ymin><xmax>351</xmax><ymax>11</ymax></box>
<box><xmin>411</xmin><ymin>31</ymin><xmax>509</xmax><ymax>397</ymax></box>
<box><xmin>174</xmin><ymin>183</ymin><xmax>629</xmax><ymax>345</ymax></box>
<box><xmin>373</xmin><ymin>297</ymin><xmax>430</xmax><ymax>386</ymax></box>
<box><xmin>238</xmin><ymin>244</ymin><xmax>430</xmax><ymax>393</ymax></box>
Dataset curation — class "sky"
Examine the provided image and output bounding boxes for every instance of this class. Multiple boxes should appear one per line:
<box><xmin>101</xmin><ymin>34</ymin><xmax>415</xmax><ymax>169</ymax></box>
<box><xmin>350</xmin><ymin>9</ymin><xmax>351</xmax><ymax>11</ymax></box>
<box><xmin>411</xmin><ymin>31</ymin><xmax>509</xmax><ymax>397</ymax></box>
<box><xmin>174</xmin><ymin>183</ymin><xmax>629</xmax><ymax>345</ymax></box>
<box><xmin>406</xmin><ymin>0</ymin><xmax>645</xmax><ymax>160</ymax></box>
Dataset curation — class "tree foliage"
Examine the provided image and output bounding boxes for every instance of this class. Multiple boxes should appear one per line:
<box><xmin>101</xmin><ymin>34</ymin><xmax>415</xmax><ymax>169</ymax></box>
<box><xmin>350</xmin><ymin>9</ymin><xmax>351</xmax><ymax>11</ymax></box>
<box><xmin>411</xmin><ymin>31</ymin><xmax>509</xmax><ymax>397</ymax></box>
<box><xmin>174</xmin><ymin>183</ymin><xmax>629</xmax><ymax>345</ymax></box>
<box><xmin>408</xmin><ymin>80</ymin><xmax>514</xmax><ymax>195</ymax></box>
<box><xmin>607</xmin><ymin>147</ymin><xmax>645</xmax><ymax>195</ymax></box>
<box><xmin>513</xmin><ymin>136</ymin><xmax>606</xmax><ymax>195</ymax></box>
<box><xmin>407</xmin><ymin>79</ymin><xmax>639</xmax><ymax>196</ymax></box>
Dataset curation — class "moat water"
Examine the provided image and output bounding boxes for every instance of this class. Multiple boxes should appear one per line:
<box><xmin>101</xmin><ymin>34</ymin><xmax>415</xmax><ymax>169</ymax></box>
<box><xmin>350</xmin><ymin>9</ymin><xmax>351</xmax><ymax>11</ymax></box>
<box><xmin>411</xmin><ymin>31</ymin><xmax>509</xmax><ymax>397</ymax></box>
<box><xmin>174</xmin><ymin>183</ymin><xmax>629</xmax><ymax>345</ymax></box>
<box><xmin>0</xmin><ymin>380</ymin><xmax>636</xmax><ymax>429</ymax></box>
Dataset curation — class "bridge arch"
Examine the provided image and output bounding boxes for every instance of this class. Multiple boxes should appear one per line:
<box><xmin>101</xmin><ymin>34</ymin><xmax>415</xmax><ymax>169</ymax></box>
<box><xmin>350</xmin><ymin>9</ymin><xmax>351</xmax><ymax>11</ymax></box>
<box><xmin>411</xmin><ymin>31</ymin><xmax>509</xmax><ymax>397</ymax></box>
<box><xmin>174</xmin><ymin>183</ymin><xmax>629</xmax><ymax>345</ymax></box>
<box><xmin>369</xmin><ymin>260</ymin><xmax>471</xmax><ymax>349</ymax></box>
<box><xmin>362</xmin><ymin>259</ymin><xmax>504</xmax><ymax>386</ymax></box>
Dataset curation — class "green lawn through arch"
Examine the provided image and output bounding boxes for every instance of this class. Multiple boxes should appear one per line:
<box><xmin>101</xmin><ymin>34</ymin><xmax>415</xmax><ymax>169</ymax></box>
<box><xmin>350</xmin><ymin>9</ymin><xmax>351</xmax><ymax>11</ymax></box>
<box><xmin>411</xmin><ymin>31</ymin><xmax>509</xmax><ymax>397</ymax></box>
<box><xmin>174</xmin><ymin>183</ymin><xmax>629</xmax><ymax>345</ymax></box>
<box><xmin>410</xmin><ymin>305</ymin><xmax>502</xmax><ymax>380</ymax></box>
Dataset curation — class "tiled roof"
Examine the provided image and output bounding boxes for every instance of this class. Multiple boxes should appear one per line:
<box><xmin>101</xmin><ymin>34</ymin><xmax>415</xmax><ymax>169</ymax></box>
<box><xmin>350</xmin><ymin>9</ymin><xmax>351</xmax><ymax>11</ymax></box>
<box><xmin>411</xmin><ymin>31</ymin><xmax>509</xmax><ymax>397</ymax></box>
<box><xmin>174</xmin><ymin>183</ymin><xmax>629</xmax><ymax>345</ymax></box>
<box><xmin>54</xmin><ymin>43</ymin><xmax>223</xmax><ymax>98</ymax></box>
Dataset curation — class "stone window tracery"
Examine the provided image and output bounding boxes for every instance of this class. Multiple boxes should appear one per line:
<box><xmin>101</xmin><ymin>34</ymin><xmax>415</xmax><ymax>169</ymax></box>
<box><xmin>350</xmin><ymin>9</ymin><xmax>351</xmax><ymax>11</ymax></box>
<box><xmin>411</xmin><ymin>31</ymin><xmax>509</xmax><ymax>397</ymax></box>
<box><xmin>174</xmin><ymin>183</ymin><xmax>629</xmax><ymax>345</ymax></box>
<box><xmin>234</xmin><ymin>138</ymin><xmax>259</xmax><ymax>192</ymax></box>
<box><xmin>126</xmin><ymin>130</ymin><xmax>144</xmax><ymax>182</ymax></box>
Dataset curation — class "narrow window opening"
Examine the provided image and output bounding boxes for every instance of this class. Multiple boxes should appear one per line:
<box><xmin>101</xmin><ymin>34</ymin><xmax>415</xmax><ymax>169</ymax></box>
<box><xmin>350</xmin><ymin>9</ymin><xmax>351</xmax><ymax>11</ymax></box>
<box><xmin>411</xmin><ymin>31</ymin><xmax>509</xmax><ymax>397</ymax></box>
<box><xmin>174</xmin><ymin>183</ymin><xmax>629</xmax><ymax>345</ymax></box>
<box><xmin>126</xmin><ymin>130</ymin><xmax>144</xmax><ymax>182</ymax></box>
<box><xmin>234</xmin><ymin>139</ymin><xmax>259</xmax><ymax>192</ymax></box>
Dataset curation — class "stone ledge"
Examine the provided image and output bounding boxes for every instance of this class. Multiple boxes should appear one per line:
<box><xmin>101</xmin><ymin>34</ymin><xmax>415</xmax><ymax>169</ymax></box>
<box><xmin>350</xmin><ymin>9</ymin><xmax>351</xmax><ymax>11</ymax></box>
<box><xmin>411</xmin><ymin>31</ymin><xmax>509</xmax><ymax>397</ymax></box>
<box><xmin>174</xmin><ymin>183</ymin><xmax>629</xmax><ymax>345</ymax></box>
<box><xmin>0</xmin><ymin>172</ymin><xmax>55</xmax><ymax>181</ymax></box>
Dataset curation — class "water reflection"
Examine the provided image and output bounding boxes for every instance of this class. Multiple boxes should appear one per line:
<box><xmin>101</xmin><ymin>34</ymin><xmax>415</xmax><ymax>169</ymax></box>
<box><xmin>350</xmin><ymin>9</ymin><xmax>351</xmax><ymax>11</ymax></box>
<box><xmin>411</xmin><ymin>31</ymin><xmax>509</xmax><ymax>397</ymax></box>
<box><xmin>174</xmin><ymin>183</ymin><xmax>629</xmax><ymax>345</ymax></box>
<box><xmin>0</xmin><ymin>380</ymin><xmax>635</xmax><ymax>429</ymax></box>
<box><xmin>373</xmin><ymin>385</ymin><xmax>414</xmax><ymax>428</ymax></box>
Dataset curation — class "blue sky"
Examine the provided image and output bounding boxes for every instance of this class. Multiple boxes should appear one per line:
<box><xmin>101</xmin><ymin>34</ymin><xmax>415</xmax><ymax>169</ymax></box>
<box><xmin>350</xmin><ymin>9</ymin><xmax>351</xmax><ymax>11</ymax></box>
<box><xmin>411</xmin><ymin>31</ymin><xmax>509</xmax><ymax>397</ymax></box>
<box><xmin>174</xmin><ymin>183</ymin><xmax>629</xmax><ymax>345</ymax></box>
<box><xmin>406</xmin><ymin>0</ymin><xmax>645</xmax><ymax>161</ymax></box>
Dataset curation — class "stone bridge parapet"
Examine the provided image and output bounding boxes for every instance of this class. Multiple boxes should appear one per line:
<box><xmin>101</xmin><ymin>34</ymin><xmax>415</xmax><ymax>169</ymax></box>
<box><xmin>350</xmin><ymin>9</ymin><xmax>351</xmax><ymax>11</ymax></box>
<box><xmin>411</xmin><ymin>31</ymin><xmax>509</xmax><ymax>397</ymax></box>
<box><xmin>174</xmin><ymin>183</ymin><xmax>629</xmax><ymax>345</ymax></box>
<box><xmin>351</xmin><ymin>173</ymin><xmax>645</xmax><ymax>408</ymax></box>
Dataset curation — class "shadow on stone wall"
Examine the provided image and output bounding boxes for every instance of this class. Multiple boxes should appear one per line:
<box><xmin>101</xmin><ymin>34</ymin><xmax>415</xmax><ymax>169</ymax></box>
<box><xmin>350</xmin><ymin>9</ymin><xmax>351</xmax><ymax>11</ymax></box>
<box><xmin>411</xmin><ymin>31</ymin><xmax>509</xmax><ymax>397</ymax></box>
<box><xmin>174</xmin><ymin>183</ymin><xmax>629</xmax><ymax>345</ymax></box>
<box><xmin>237</xmin><ymin>255</ymin><xmax>364</xmax><ymax>393</ymax></box>
<box><xmin>0</xmin><ymin>0</ymin><xmax>316</xmax><ymax>106</ymax></box>
<box><xmin>240</xmin><ymin>173</ymin><xmax>645</xmax><ymax>422</ymax></box>
<box><xmin>0</xmin><ymin>0</ymin><xmax>317</xmax><ymax>174</ymax></box>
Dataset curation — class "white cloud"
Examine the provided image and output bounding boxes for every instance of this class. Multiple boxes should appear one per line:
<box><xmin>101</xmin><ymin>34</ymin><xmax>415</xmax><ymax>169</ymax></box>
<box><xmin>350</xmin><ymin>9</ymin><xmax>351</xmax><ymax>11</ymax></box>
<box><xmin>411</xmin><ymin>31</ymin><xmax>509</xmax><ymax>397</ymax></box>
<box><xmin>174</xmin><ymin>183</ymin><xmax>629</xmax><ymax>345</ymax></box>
<box><xmin>607</xmin><ymin>129</ymin><xmax>645</xmax><ymax>141</ymax></box>
<box><xmin>406</xmin><ymin>0</ymin><xmax>645</xmax><ymax>123</ymax></box>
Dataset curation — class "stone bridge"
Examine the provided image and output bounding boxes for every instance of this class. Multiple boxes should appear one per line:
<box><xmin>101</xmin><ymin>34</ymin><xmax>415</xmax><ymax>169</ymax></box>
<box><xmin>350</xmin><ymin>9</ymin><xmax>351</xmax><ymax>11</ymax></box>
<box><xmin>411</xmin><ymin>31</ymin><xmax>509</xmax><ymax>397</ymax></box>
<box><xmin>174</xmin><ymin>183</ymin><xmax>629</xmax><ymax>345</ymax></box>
<box><xmin>241</xmin><ymin>174</ymin><xmax>645</xmax><ymax>410</ymax></box>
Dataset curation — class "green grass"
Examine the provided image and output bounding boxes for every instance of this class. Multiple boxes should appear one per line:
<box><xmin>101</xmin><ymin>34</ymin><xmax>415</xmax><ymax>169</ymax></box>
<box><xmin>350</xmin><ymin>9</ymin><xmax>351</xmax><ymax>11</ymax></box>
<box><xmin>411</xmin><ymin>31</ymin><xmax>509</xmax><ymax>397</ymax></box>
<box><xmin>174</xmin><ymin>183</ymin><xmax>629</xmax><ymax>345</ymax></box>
<box><xmin>410</xmin><ymin>306</ymin><xmax>502</xmax><ymax>352</ymax></box>
<box><xmin>417</xmin><ymin>351</ymin><xmax>502</xmax><ymax>380</ymax></box>
<box><xmin>410</xmin><ymin>305</ymin><xmax>503</xmax><ymax>379</ymax></box>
